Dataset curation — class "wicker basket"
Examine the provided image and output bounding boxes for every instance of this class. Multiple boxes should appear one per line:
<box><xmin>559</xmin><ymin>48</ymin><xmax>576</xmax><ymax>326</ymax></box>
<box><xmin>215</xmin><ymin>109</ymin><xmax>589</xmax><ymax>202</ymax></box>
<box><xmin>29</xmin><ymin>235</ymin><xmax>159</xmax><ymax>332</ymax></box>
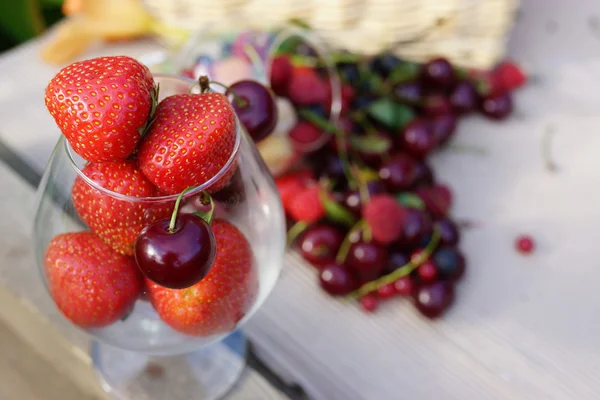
<box><xmin>142</xmin><ymin>0</ymin><xmax>519</xmax><ymax>68</ymax></box>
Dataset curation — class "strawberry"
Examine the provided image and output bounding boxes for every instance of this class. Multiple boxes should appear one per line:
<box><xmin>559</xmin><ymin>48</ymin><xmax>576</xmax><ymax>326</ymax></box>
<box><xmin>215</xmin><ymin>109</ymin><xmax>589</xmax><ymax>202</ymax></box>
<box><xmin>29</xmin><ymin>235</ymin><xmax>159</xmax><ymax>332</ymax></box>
<box><xmin>494</xmin><ymin>60</ymin><xmax>527</xmax><ymax>92</ymax></box>
<box><xmin>72</xmin><ymin>159</ymin><xmax>170</xmax><ymax>255</ymax></box>
<box><xmin>275</xmin><ymin>169</ymin><xmax>315</xmax><ymax>213</ymax></box>
<box><xmin>137</xmin><ymin>90</ymin><xmax>237</xmax><ymax>195</ymax></box>
<box><xmin>147</xmin><ymin>219</ymin><xmax>258</xmax><ymax>336</ymax></box>
<box><xmin>287</xmin><ymin>67</ymin><xmax>328</xmax><ymax>106</ymax></box>
<box><xmin>363</xmin><ymin>194</ymin><xmax>407</xmax><ymax>244</ymax></box>
<box><xmin>288</xmin><ymin>185</ymin><xmax>325</xmax><ymax>223</ymax></box>
<box><xmin>44</xmin><ymin>232</ymin><xmax>143</xmax><ymax>328</ymax></box>
<box><xmin>45</xmin><ymin>56</ymin><xmax>156</xmax><ymax>162</ymax></box>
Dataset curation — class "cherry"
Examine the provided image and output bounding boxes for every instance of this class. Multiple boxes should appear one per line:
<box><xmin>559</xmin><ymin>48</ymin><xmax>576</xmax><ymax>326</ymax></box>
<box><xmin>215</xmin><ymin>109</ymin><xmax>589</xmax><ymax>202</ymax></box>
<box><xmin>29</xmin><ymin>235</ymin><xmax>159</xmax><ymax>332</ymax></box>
<box><xmin>433</xmin><ymin>247</ymin><xmax>466</xmax><ymax>281</ymax></box>
<box><xmin>210</xmin><ymin>168</ymin><xmax>245</xmax><ymax>206</ymax></box>
<box><xmin>422</xmin><ymin>94</ymin><xmax>452</xmax><ymax>117</ymax></box>
<box><xmin>384</xmin><ymin>251</ymin><xmax>410</xmax><ymax>274</ymax></box>
<box><xmin>399</xmin><ymin>118</ymin><xmax>436</xmax><ymax>158</ymax></box>
<box><xmin>355</xmin><ymin>132</ymin><xmax>394</xmax><ymax>167</ymax></box>
<box><xmin>415</xmin><ymin>185</ymin><xmax>452</xmax><ymax>220</ymax></box>
<box><xmin>299</xmin><ymin>225</ymin><xmax>344</xmax><ymax>266</ymax></box>
<box><xmin>289</xmin><ymin>120</ymin><xmax>325</xmax><ymax>152</ymax></box>
<box><xmin>413</xmin><ymin>281</ymin><xmax>455</xmax><ymax>319</ymax></box>
<box><xmin>396</xmin><ymin>209</ymin><xmax>433</xmax><ymax>250</ymax></box>
<box><xmin>417</xmin><ymin>260</ymin><xmax>438</xmax><ymax>283</ymax></box>
<box><xmin>319</xmin><ymin>263</ymin><xmax>359</xmax><ymax>296</ymax></box>
<box><xmin>376</xmin><ymin>283</ymin><xmax>397</xmax><ymax>299</ymax></box>
<box><xmin>437</xmin><ymin>218</ymin><xmax>460</xmax><ymax>246</ymax></box>
<box><xmin>515</xmin><ymin>235</ymin><xmax>535</xmax><ymax>254</ymax></box>
<box><xmin>269</xmin><ymin>55</ymin><xmax>292</xmax><ymax>96</ymax></box>
<box><xmin>449</xmin><ymin>81</ymin><xmax>479</xmax><ymax>114</ymax></box>
<box><xmin>135</xmin><ymin>213</ymin><xmax>216</xmax><ymax>289</ymax></box>
<box><xmin>321</xmin><ymin>155</ymin><xmax>346</xmax><ymax>181</ymax></box>
<box><xmin>393</xmin><ymin>81</ymin><xmax>423</xmax><ymax>106</ymax></box>
<box><xmin>431</xmin><ymin>113</ymin><xmax>457</xmax><ymax>146</ymax></box>
<box><xmin>481</xmin><ymin>92</ymin><xmax>513</xmax><ymax>120</ymax></box>
<box><xmin>378</xmin><ymin>153</ymin><xmax>418</xmax><ymax>192</ymax></box>
<box><xmin>228</xmin><ymin>80</ymin><xmax>277</xmax><ymax>142</ymax></box>
<box><xmin>343</xmin><ymin>180</ymin><xmax>386</xmax><ymax>216</ymax></box>
<box><xmin>393</xmin><ymin>276</ymin><xmax>415</xmax><ymax>296</ymax></box>
<box><xmin>413</xmin><ymin>160</ymin><xmax>435</xmax><ymax>187</ymax></box>
<box><xmin>346</xmin><ymin>241</ymin><xmax>389</xmax><ymax>281</ymax></box>
<box><xmin>421</xmin><ymin>58</ymin><xmax>456</xmax><ymax>89</ymax></box>
<box><xmin>359</xmin><ymin>294</ymin><xmax>379</xmax><ymax>312</ymax></box>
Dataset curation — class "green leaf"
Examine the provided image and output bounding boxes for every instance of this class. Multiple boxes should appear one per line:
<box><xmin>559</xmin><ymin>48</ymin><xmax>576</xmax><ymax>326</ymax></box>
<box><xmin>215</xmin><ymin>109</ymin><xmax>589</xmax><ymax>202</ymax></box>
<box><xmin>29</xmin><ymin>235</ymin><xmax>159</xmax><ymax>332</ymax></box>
<box><xmin>0</xmin><ymin>0</ymin><xmax>46</xmax><ymax>43</ymax></box>
<box><xmin>349</xmin><ymin>135</ymin><xmax>391</xmax><ymax>154</ymax></box>
<box><xmin>396</xmin><ymin>192</ymin><xmax>425</xmax><ymax>210</ymax></box>
<box><xmin>320</xmin><ymin>190</ymin><xmax>357</xmax><ymax>228</ymax></box>
<box><xmin>388</xmin><ymin>62</ymin><xmax>420</xmax><ymax>84</ymax></box>
<box><xmin>366</xmin><ymin>98</ymin><xmax>416</xmax><ymax>131</ymax></box>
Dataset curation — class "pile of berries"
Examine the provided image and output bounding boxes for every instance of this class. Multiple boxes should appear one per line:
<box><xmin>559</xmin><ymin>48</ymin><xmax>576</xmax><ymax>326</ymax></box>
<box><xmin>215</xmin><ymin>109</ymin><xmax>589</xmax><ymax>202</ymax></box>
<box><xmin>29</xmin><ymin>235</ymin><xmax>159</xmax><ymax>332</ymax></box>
<box><xmin>272</xmin><ymin>50</ymin><xmax>526</xmax><ymax>318</ymax></box>
<box><xmin>43</xmin><ymin>56</ymin><xmax>278</xmax><ymax>334</ymax></box>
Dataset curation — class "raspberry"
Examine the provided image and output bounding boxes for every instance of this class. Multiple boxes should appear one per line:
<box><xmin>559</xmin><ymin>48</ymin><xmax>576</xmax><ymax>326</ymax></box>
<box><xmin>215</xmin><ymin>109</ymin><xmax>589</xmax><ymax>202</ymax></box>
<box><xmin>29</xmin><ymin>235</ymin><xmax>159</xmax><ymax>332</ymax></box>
<box><xmin>362</xmin><ymin>194</ymin><xmax>406</xmax><ymax>244</ymax></box>
<box><xmin>495</xmin><ymin>61</ymin><xmax>527</xmax><ymax>92</ymax></box>
<box><xmin>288</xmin><ymin>185</ymin><xmax>325</xmax><ymax>223</ymax></box>
<box><xmin>270</xmin><ymin>56</ymin><xmax>292</xmax><ymax>96</ymax></box>
<box><xmin>275</xmin><ymin>170</ymin><xmax>315</xmax><ymax>214</ymax></box>
<box><xmin>287</xmin><ymin>67</ymin><xmax>328</xmax><ymax>106</ymax></box>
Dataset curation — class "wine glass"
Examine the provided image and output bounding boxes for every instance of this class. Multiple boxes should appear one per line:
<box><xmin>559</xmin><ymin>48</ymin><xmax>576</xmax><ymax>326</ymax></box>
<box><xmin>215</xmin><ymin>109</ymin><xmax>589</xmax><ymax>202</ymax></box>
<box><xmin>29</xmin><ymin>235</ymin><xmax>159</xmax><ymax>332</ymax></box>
<box><xmin>173</xmin><ymin>22</ymin><xmax>342</xmax><ymax>175</ymax></box>
<box><xmin>32</xmin><ymin>74</ymin><xmax>286</xmax><ymax>400</ymax></box>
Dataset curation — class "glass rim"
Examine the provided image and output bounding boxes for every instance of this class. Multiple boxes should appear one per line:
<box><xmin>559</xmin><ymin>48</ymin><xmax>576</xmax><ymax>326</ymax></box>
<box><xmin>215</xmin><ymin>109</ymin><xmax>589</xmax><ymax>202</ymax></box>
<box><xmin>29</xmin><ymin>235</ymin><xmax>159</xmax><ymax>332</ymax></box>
<box><xmin>64</xmin><ymin>73</ymin><xmax>242</xmax><ymax>203</ymax></box>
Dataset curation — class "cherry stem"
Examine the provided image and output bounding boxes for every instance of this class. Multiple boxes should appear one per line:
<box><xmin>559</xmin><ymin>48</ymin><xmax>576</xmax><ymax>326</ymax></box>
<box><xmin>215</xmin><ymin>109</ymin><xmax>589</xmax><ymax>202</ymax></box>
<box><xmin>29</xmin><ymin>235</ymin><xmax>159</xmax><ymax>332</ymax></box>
<box><xmin>297</xmin><ymin>108</ymin><xmax>359</xmax><ymax>190</ymax></box>
<box><xmin>335</xmin><ymin>220</ymin><xmax>366</xmax><ymax>265</ymax></box>
<box><xmin>208</xmin><ymin>79</ymin><xmax>249</xmax><ymax>108</ymax></box>
<box><xmin>243</xmin><ymin>43</ymin><xmax>265</xmax><ymax>78</ymax></box>
<box><xmin>348</xmin><ymin>225</ymin><xmax>441</xmax><ymax>299</ymax></box>
<box><xmin>169</xmin><ymin>186</ymin><xmax>196</xmax><ymax>233</ymax></box>
<box><xmin>193</xmin><ymin>191</ymin><xmax>215</xmax><ymax>225</ymax></box>
<box><xmin>287</xmin><ymin>221</ymin><xmax>309</xmax><ymax>247</ymax></box>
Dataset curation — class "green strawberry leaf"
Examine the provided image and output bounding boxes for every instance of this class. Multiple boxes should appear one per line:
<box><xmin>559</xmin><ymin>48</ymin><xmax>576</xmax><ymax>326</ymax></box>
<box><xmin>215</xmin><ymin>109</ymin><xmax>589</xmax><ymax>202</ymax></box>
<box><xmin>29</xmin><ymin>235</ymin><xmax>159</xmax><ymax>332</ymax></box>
<box><xmin>388</xmin><ymin>62</ymin><xmax>420</xmax><ymax>85</ymax></box>
<box><xmin>366</xmin><ymin>98</ymin><xmax>416</xmax><ymax>131</ymax></box>
<box><xmin>396</xmin><ymin>192</ymin><xmax>426</xmax><ymax>210</ymax></box>
<box><xmin>320</xmin><ymin>190</ymin><xmax>357</xmax><ymax>228</ymax></box>
<box><xmin>349</xmin><ymin>135</ymin><xmax>392</xmax><ymax>154</ymax></box>
<box><xmin>138</xmin><ymin>84</ymin><xmax>160</xmax><ymax>137</ymax></box>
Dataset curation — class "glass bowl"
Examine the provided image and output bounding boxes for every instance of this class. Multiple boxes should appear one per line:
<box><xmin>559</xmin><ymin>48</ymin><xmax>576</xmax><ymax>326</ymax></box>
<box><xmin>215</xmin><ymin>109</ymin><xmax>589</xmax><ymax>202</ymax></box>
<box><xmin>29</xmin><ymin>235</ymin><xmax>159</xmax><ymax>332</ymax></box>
<box><xmin>33</xmin><ymin>74</ymin><xmax>286</xmax><ymax>399</ymax></box>
<box><xmin>172</xmin><ymin>22</ymin><xmax>342</xmax><ymax>175</ymax></box>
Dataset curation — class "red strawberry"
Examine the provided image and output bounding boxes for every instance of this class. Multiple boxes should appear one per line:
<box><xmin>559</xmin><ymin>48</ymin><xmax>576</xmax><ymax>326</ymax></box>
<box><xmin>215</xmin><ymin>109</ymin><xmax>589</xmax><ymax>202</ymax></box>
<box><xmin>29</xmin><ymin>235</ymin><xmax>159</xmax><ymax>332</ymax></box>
<box><xmin>137</xmin><ymin>91</ymin><xmax>237</xmax><ymax>195</ymax></box>
<box><xmin>45</xmin><ymin>56</ymin><xmax>156</xmax><ymax>162</ymax></box>
<box><xmin>270</xmin><ymin>55</ymin><xmax>292</xmax><ymax>96</ymax></box>
<box><xmin>44</xmin><ymin>232</ymin><xmax>143</xmax><ymax>328</ymax></box>
<box><xmin>288</xmin><ymin>185</ymin><xmax>325</xmax><ymax>223</ymax></box>
<box><xmin>72</xmin><ymin>159</ymin><xmax>170</xmax><ymax>255</ymax></box>
<box><xmin>287</xmin><ymin>67</ymin><xmax>328</xmax><ymax>106</ymax></box>
<box><xmin>494</xmin><ymin>60</ymin><xmax>527</xmax><ymax>92</ymax></box>
<box><xmin>147</xmin><ymin>219</ymin><xmax>258</xmax><ymax>336</ymax></box>
<box><xmin>275</xmin><ymin>169</ymin><xmax>315</xmax><ymax>213</ymax></box>
<box><xmin>363</xmin><ymin>194</ymin><xmax>407</xmax><ymax>244</ymax></box>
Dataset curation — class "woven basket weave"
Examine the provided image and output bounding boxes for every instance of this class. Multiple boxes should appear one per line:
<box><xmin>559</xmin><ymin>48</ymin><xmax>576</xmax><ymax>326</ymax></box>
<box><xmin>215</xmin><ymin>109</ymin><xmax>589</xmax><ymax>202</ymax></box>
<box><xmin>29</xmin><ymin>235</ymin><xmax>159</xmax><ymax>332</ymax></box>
<box><xmin>142</xmin><ymin>0</ymin><xmax>519</xmax><ymax>68</ymax></box>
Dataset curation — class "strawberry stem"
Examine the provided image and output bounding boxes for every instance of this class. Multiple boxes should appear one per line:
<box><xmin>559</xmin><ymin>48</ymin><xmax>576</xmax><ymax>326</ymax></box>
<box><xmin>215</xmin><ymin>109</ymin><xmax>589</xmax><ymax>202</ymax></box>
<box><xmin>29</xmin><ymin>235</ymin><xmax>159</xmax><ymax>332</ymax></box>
<box><xmin>348</xmin><ymin>225</ymin><xmax>441</xmax><ymax>299</ymax></box>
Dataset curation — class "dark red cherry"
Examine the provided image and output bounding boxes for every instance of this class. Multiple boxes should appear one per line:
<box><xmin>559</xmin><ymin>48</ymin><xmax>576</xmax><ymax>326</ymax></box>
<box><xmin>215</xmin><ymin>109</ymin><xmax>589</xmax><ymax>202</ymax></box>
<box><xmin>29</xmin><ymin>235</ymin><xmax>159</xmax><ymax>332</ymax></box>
<box><xmin>210</xmin><ymin>168</ymin><xmax>245</xmax><ymax>206</ymax></box>
<box><xmin>134</xmin><ymin>214</ymin><xmax>216</xmax><ymax>289</ymax></box>
<box><xmin>359</xmin><ymin>294</ymin><xmax>379</xmax><ymax>312</ymax></box>
<box><xmin>417</xmin><ymin>260</ymin><xmax>438</xmax><ymax>283</ymax></box>
<box><xmin>383</xmin><ymin>251</ymin><xmax>410</xmax><ymax>274</ymax></box>
<box><xmin>228</xmin><ymin>80</ymin><xmax>278</xmax><ymax>142</ymax></box>
<box><xmin>399</xmin><ymin>118</ymin><xmax>436</xmax><ymax>158</ymax></box>
<box><xmin>450</xmin><ymin>81</ymin><xmax>479</xmax><ymax>114</ymax></box>
<box><xmin>393</xmin><ymin>81</ymin><xmax>423</xmax><ymax>106</ymax></box>
<box><xmin>433</xmin><ymin>247</ymin><xmax>466</xmax><ymax>281</ymax></box>
<box><xmin>480</xmin><ymin>92</ymin><xmax>513</xmax><ymax>120</ymax></box>
<box><xmin>413</xmin><ymin>161</ymin><xmax>435</xmax><ymax>187</ymax></box>
<box><xmin>437</xmin><ymin>218</ymin><xmax>460</xmax><ymax>246</ymax></box>
<box><xmin>421</xmin><ymin>58</ymin><xmax>456</xmax><ymax>89</ymax></box>
<box><xmin>346</xmin><ymin>241</ymin><xmax>389</xmax><ymax>281</ymax></box>
<box><xmin>393</xmin><ymin>276</ymin><xmax>415</xmax><ymax>296</ymax></box>
<box><xmin>422</xmin><ymin>94</ymin><xmax>452</xmax><ymax>117</ymax></box>
<box><xmin>413</xmin><ymin>281</ymin><xmax>455</xmax><ymax>319</ymax></box>
<box><xmin>431</xmin><ymin>113</ymin><xmax>457</xmax><ymax>146</ymax></box>
<box><xmin>299</xmin><ymin>225</ymin><xmax>344</xmax><ymax>267</ymax></box>
<box><xmin>319</xmin><ymin>263</ymin><xmax>360</xmax><ymax>296</ymax></box>
<box><xmin>396</xmin><ymin>209</ymin><xmax>433</xmax><ymax>250</ymax></box>
<box><xmin>378</xmin><ymin>153</ymin><xmax>418</xmax><ymax>192</ymax></box>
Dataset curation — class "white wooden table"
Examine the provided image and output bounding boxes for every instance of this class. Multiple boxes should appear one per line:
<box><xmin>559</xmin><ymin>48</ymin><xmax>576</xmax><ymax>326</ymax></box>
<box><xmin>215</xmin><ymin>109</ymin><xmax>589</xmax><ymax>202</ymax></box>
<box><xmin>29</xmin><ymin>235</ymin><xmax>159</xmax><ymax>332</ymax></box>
<box><xmin>2</xmin><ymin>0</ymin><xmax>600</xmax><ymax>399</ymax></box>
